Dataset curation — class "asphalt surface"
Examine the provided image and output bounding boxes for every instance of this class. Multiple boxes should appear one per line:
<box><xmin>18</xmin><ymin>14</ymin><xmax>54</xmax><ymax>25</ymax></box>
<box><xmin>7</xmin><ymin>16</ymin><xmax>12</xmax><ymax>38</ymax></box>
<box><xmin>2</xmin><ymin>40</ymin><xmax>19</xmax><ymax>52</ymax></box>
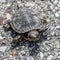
<box><xmin>0</xmin><ymin>0</ymin><xmax>60</xmax><ymax>60</ymax></box>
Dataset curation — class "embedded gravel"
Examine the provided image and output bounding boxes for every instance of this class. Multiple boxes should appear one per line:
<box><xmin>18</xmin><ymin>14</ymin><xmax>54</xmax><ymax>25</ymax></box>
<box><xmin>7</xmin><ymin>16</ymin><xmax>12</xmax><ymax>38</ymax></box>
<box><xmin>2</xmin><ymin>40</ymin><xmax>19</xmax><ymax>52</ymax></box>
<box><xmin>0</xmin><ymin>0</ymin><xmax>60</xmax><ymax>60</ymax></box>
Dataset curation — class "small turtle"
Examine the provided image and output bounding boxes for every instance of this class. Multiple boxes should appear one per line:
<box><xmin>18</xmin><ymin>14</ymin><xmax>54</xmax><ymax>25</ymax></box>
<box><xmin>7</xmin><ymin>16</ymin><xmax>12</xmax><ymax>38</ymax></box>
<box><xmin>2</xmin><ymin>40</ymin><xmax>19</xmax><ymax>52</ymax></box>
<box><xmin>4</xmin><ymin>3</ymin><xmax>49</xmax><ymax>41</ymax></box>
<box><xmin>10</xmin><ymin>7</ymin><xmax>48</xmax><ymax>41</ymax></box>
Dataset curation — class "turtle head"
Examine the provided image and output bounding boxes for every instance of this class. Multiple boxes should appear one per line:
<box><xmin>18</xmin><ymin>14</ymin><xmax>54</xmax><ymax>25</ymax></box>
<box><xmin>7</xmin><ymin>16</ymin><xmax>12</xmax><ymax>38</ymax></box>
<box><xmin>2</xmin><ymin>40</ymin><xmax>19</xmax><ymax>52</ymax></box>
<box><xmin>28</xmin><ymin>31</ymin><xmax>39</xmax><ymax>41</ymax></box>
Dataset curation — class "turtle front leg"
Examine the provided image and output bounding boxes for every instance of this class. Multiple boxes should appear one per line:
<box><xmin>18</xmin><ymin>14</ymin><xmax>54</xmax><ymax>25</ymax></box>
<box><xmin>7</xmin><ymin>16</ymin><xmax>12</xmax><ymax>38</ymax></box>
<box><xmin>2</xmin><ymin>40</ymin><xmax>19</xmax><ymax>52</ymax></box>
<box><xmin>11</xmin><ymin>35</ymin><xmax>21</xmax><ymax>48</ymax></box>
<box><xmin>10</xmin><ymin>35</ymin><xmax>21</xmax><ymax>49</ymax></box>
<box><xmin>12</xmin><ymin>35</ymin><xmax>21</xmax><ymax>44</ymax></box>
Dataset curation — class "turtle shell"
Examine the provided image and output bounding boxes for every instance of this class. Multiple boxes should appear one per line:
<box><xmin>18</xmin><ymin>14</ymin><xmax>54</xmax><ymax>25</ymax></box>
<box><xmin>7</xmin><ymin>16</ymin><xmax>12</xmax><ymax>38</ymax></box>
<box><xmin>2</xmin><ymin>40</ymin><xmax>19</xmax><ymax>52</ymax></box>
<box><xmin>10</xmin><ymin>7</ymin><xmax>43</xmax><ymax>33</ymax></box>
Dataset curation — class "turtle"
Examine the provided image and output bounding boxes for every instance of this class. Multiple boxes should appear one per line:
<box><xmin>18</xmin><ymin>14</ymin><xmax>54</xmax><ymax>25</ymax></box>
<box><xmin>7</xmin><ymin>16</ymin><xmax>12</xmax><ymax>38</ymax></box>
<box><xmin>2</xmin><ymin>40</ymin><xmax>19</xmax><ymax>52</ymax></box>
<box><xmin>4</xmin><ymin>2</ymin><xmax>49</xmax><ymax>41</ymax></box>
<box><xmin>9</xmin><ymin>7</ymin><xmax>49</xmax><ymax>41</ymax></box>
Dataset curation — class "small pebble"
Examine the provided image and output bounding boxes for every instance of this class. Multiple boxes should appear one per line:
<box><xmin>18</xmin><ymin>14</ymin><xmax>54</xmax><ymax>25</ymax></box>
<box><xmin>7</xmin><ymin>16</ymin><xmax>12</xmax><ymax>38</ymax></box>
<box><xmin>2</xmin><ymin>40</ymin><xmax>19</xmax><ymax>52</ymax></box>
<box><xmin>11</xmin><ymin>50</ymin><xmax>17</xmax><ymax>56</ymax></box>
<box><xmin>55</xmin><ymin>12</ymin><xmax>59</xmax><ymax>17</ymax></box>
<box><xmin>40</xmin><ymin>52</ymin><xmax>44</xmax><ymax>59</ymax></box>
<box><xmin>26</xmin><ymin>56</ymin><xmax>34</xmax><ymax>60</ymax></box>
<box><xmin>0</xmin><ymin>16</ymin><xmax>3</xmax><ymax>25</ymax></box>
<box><xmin>4</xmin><ymin>59</ymin><xmax>8</xmax><ymax>60</ymax></box>
<box><xmin>0</xmin><ymin>46</ymin><xmax>7</xmax><ymax>52</ymax></box>
<box><xmin>25</xmin><ymin>2</ymin><xmax>35</xmax><ymax>7</ymax></box>
<box><xmin>20</xmin><ymin>50</ymin><xmax>25</xmax><ymax>55</ymax></box>
<box><xmin>47</xmin><ymin>55</ymin><xmax>53</xmax><ymax>60</ymax></box>
<box><xmin>6</xmin><ymin>13</ymin><xmax>12</xmax><ymax>20</ymax></box>
<box><xmin>0</xmin><ymin>0</ymin><xmax>6</xmax><ymax>3</ymax></box>
<box><xmin>0</xmin><ymin>34</ymin><xmax>4</xmax><ymax>39</ymax></box>
<box><xmin>54</xmin><ymin>41</ymin><xmax>60</xmax><ymax>49</ymax></box>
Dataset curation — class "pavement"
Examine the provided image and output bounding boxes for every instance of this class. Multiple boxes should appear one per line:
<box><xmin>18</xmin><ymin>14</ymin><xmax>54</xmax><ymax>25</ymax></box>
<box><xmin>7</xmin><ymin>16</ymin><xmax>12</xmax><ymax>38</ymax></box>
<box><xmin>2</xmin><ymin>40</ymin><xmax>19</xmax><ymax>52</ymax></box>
<box><xmin>0</xmin><ymin>0</ymin><xmax>60</xmax><ymax>60</ymax></box>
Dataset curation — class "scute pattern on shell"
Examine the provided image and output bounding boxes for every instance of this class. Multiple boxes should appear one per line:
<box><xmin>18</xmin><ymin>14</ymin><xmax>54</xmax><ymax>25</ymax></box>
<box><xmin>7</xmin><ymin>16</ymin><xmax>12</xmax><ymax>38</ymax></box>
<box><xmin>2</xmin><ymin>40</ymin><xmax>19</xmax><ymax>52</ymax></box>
<box><xmin>10</xmin><ymin>2</ymin><xmax>45</xmax><ymax>33</ymax></box>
